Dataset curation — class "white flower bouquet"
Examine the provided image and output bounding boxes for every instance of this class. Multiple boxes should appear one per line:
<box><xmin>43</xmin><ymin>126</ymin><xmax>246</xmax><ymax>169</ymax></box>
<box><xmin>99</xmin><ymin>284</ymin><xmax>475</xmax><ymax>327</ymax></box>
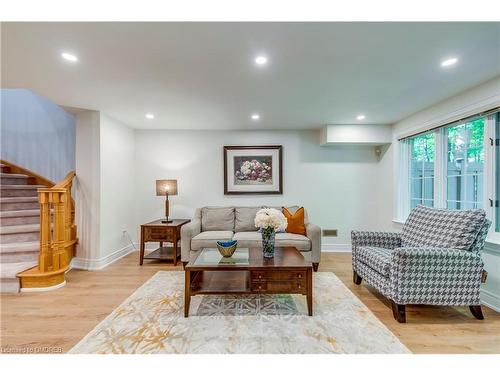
<box><xmin>254</xmin><ymin>208</ymin><xmax>288</xmax><ymax>232</ymax></box>
<box><xmin>254</xmin><ymin>208</ymin><xmax>287</xmax><ymax>258</ymax></box>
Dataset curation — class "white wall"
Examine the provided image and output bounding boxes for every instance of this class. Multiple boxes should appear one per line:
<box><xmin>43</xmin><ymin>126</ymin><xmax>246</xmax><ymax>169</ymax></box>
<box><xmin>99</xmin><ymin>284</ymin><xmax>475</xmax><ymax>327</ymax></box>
<box><xmin>134</xmin><ymin>129</ymin><xmax>391</xmax><ymax>248</ymax></box>
<box><xmin>0</xmin><ymin>89</ymin><xmax>75</xmax><ymax>182</ymax></box>
<box><xmin>75</xmin><ymin>111</ymin><xmax>101</xmax><ymax>262</ymax></box>
<box><xmin>389</xmin><ymin>76</ymin><xmax>500</xmax><ymax>311</ymax></box>
<box><xmin>73</xmin><ymin>111</ymin><xmax>136</xmax><ymax>270</ymax></box>
<box><xmin>99</xmin><ymin>114</ymin><xmax>136</xmax><ymax>258</ymax></box>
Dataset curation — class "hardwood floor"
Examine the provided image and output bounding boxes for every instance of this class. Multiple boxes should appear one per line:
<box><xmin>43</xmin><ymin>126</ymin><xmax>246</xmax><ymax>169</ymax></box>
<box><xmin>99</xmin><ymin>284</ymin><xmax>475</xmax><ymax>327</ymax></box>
<box><xmin>1</xmin><ymin>251</ymin><xmax>499</xmax><ymax>354</ymax></box>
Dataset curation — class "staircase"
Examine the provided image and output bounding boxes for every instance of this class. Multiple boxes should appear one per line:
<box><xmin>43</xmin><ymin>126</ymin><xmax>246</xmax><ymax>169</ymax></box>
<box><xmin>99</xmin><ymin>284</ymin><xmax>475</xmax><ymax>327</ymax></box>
<box><xmin>0</xmin><ymin>164</ymin><xmax>45</xmax><ymax>292</ymax></box>
<box><xmin>1</xmin><ymin>160</ymin><xmax>77</xmax><ymax>292</ymax></box>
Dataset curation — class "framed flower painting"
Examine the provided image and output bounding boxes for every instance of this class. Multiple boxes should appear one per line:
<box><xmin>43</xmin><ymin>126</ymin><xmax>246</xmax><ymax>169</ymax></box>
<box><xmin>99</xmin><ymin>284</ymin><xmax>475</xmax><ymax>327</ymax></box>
<box><xmin>223</xmin><ymin>145</ymin><xmax>283</xmax><ymax>195</ymax></box>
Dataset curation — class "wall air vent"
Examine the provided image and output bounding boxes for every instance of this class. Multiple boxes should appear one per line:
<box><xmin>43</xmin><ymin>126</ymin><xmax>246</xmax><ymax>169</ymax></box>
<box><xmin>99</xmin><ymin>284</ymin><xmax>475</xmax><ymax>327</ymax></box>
<box><xmin>322</xmin><ymin>229</ymin><xmax>338</xmax><ymax>237</ymax></box>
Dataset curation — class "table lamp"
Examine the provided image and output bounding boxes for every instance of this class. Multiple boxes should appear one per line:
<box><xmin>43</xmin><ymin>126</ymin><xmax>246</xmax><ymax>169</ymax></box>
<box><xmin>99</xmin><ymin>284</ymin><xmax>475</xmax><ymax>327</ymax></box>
<box><xmin>156</xmin><ymin>179</ymin><xmax>178</xmax><ymax>223</ymax></box>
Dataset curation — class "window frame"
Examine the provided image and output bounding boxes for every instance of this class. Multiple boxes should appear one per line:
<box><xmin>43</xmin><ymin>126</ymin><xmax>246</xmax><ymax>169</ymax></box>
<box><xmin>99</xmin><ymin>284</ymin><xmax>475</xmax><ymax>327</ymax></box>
<box><xmin>398</xmin><ymin>111</ymin><xmax>499</xmax><ymax>239</ymax></box>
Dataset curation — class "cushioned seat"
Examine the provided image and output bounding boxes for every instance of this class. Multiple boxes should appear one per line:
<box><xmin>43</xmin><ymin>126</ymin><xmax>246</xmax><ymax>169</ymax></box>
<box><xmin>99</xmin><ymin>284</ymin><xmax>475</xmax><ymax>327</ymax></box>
<box><xmin>352</xmin><ymin>205</ymin><xmax>491</xmax><ymax>323</ymax></box>
<box><xmin>275</xmin><ymin>232</ymin><xmax>311</xmax><ymax>251</ymax></box>
<box><xmin>191</xmin><ymin>230</ymin><xmax>234</xmax><ymax>251</ymax></box>
<box><xmin>356</xmin><ymin>246</ymin><xmax>392</xmax><ymax>276</ymax></box>
<box><xmin>232</xmin><ymin>231</ymin><xmax>311</xmax><ymax>251</ymax></box>
<box><xmin>232</xmin><ymin>231</ymin><xmax>261</xmax><ymax>248</ymax></box>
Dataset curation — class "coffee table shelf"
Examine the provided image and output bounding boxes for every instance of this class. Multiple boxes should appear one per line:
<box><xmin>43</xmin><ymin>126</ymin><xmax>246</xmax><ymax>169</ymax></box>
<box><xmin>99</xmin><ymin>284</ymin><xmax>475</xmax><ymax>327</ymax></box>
<box><xmin>190</xmin><ymin>270</ymin><xmax>250</xmax><ymax>294</ymax></box>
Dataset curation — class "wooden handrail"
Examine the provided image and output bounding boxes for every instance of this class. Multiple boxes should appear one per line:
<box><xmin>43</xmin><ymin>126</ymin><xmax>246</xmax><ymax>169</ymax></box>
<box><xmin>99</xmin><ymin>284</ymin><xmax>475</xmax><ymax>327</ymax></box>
<box><xmin>53</xmin><ymin>171</ymin><xmax>76</xmax><ymax>188</ymax></box>
<box><xmin>0</xmin><ymin>159</ymin><xmax>55</xmax><ymax>187</ymax></box>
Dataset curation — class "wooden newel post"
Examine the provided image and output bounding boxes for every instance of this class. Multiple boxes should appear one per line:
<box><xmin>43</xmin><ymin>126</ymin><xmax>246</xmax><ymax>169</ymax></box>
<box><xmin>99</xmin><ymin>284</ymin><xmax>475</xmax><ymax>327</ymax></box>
<box><xmin>51</xmin><ymin>189</ymin><xmax>67</xmax><ymax>270</ymax></box>
<box><xmin>18</xmin><ymin>171</ymin><xmax>77</xmax><ymax>290</ymax></box>
<box><xmin>38</xmin><ymin>190</ymin><xmax>52</xmax><ymax>272</ymax></box>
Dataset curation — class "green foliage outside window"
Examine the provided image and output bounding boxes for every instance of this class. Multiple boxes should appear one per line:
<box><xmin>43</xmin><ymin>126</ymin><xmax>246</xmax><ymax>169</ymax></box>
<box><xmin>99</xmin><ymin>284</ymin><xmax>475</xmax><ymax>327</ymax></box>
<box><xmin>447</xmin><ymin>118</ymin><xmax>484</xmax><ymax>163</ymax></box>
<box><xmin>411</xmin><ymin>133</ymin><xmax>435</xmax><ymax>162</ymax></box>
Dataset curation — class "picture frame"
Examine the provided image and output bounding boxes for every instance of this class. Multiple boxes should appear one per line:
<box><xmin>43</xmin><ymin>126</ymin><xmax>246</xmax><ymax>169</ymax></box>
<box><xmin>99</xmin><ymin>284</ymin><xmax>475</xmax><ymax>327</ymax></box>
<box><xmin>223</xmin><ymin>145</ymin><xmax>283</xmax><ymax>195</ymax></box>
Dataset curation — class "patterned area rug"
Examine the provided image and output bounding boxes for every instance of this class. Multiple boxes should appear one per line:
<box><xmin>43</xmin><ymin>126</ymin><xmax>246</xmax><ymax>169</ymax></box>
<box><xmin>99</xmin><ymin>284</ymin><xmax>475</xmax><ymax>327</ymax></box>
<box><xmin>69</xmin><ymin>271</ymin><xmax>410</xmax><ymax>354</ymax></box>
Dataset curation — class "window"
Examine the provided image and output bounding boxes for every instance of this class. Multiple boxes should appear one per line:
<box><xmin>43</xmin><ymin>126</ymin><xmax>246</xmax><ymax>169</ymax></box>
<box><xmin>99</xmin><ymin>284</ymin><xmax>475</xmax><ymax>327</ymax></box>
<box><xmin>409</xmin><ymin>133</ymin><xmax>435</xmax><ymax>209</ymax></box>
<box><xmin>446</xmin><ymin>118</ymin><xmax>485</xmax><ymax>209</ymax></box>
<box><xmin>399</xmin><ymin>109</ymin><xmax>500</xmax><ymax>236</ymax></box>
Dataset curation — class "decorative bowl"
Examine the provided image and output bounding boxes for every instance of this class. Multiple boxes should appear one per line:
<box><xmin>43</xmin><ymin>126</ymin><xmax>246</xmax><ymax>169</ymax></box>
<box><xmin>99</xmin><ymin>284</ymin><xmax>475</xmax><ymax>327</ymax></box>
<box><xmin>216</xmin><ymin>240</ymin><xmax>238</xmax><ymax>257</ymax></box>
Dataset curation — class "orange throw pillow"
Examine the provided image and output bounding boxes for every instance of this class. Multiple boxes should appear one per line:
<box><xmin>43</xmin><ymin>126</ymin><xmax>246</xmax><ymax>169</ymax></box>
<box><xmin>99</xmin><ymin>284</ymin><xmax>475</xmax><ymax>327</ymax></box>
<box><xmin>283</xmin><ymin>207</ymin><xmax>306</xmax><ymax>235</ymax></box>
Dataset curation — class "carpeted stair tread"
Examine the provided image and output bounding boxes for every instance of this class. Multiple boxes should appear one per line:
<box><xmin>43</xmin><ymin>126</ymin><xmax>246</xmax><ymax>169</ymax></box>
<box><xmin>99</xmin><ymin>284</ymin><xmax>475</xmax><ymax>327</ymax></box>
<box><xmin>0</xmin><ymin>241</ymin><xmax>39</xmax><ymax>254</ymax></box>
<box><xmin>0</xmin><ymin>209</ymin><xmax>40</xmax><ymax>218</ymax></box>
<box><xmin>0</xmin><ymin>261</ymin><xmax>38</xmax><ymax>278</ymax></box>
<box><xmin>0</xmin><ymin>223</ymin><xmax>40</xmax><ymax>235</ymax></box>
<box><xmin>0</xmin><ymin>173</ymin><xmax>30</xmax><ymax>179</ymax></box>
<box><xmin>0</xmin><ymin>185</ymin><xmax>44</xmax><ymax>189</ymax></box>
<box><xmin>0</xmin><ymin>197</ymin><xmax>38</xmax><ymax>203</ymax></box>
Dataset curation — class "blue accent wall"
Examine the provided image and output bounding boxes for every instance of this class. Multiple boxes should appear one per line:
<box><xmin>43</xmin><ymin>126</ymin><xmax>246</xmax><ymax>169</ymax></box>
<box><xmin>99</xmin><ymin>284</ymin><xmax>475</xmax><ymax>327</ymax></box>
<box><xmin>1</xmin><ymin>89</ymin><xmax>75</xmax><ymax>182</ymax></box>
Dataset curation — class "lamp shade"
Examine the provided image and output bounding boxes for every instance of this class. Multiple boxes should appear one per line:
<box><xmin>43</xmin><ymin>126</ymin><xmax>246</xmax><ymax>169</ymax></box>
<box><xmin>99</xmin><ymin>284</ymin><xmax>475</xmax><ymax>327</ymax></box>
<box><xmin>156</xmin><ymin>179</ymin><xmax>178</xmax><ymax>196</ymax></box>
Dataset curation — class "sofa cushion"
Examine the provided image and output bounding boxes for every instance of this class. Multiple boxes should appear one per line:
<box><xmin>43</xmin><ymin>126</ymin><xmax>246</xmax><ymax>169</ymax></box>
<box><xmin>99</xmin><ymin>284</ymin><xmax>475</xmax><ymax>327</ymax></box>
<box><xmin>232</xmin><ymin>231</ymin><xmax>311</xmax><ymax>251</ymax></box>
<box><xmin>232</xmin><ymin>231</ymin><xmax>262</xmax><ymax>248</ymax></box>
<box><xmin>191</xmin><ymin>230</ymin><xmax>234</xmax><ymax>251</ymax></box>
<box><xmin>275</xmin><ymin>232</ymin><xmax>311</xmax><ymax>251</ymax></box>
<box><xmin>235</xmin><ymin>207</ymin><xmax>260</xmax><ymax>232</ymax></box>
<box><xmin>356</xmin><ymin>246</ymin><xmax>392</xmax><ymax>276</ymax></box>
<box><xmin>402</xmin><ymin>205</ymin><xmax>486</xmax><ymax>251</ymax></box>
<box><xmin>283</xmin><ymin>207</ymin><xmax>306</xmax><ymax>235</ymax></box>
<box><xmin>201</xmin><ymin>207</ymin><xmax>235</xmax><ymax>231</ymax></box>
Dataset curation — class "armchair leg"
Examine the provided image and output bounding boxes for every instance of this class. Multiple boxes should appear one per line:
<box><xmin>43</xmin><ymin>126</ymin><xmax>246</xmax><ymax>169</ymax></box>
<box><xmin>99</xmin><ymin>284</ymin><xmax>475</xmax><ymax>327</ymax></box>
<box><xmin>391</xmin><ymin>301</ymin><xmax>406</xmax><ymax>323</ymax></box>
<box><xmin>353</xmin><ymin>271</ymin><xmax>362</xmax><ymax>285</ymax></box>
<box><xmin>469</xmin><ymin>305</ymin><xmax>484</xmax><ymax>320</ymax></box>
<box><xmin>312</xmin><ymin>263</ymin><xmax>319</xmax><ymax>272</ymax></box>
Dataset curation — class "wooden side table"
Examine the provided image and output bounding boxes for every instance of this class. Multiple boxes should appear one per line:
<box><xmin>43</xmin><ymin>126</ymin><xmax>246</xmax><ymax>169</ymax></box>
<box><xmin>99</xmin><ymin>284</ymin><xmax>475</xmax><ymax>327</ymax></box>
<box><xmin>140</xmin><ymin>219</ymin><xmax>190</xmax><ymax>266</ymax></box>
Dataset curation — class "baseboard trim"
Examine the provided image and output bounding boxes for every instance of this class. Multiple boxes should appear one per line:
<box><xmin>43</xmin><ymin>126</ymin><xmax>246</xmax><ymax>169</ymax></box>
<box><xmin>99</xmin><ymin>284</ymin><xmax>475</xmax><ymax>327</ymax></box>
<box><xmin>71</xmin><ymin>244</ymin><xmax>136</xmax><ymax>271</ymax></box>
<box><xmin>20</xmin><ymin>280</ymin><xmax>66</xmax><ymax>293</ymax></box>
<box><xmin>480</xmin><ymin>289</ymin><xmax>500</xmax><ymax>313</ymax></box>
<box><xmin>321</xmin><ymin>244</ymin><xmax>351</xmax><ymax>252</ymax></box>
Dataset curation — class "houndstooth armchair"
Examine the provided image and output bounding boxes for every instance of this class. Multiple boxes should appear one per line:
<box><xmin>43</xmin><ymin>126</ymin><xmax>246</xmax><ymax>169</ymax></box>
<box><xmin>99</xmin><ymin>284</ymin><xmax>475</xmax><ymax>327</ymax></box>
<box><xmin>352</xmin><ymin>205</ymin><xmax>491</xmax><ymax>323</ymax></box>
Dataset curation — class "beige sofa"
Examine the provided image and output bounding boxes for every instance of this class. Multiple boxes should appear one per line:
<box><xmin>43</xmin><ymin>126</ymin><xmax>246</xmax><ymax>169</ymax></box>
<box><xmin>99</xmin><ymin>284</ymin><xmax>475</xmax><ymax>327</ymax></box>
<box><xmin>181</xmin><ymin>206</ymin><xmax>321</xmax><ymax>271</ymax></box>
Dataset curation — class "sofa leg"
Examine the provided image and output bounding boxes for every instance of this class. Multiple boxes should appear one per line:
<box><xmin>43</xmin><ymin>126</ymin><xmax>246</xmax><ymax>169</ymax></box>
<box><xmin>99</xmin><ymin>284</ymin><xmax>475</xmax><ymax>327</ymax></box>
<box><xmin>391</xmin><ymin>301</ymin><xmax>406</xmax><ymax>323</ymax></box>
<box><xmin>312</xmin><ymin>263</ymin><xmax>319</xmax><ymax>272</ymax></box>
<box><xmin>353</xmin><ymin>271</ymin><xmax>362</xmax><ymax>285</ymax></box>
<box><xmin>469</xmin><ymin>305</ymin><xmax>484</xmax><ymax>320</ymax></box>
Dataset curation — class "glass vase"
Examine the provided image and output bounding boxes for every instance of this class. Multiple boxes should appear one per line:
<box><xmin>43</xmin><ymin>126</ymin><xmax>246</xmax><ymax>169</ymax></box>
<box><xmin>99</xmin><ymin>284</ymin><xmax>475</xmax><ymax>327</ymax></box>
<box><xmin>261</xmin><ymin>227</ymin><xmax>276</xmax><ymax>258</ymax></box>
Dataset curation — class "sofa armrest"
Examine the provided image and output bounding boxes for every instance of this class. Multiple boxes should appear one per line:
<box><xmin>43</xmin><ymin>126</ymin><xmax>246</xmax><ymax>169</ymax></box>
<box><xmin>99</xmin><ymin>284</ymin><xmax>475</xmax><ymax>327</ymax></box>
<box><xmin>181</xmin><ymin>220</ymin><xmax>201</xmax><ymax>262</ymax></box>
<box><xmin>351</xmin><ymin>231</ymin><xmax>402</xmax><ymax>250</ymax></box>
<box><xmin>305</xmin><ymin>222</ymin><xmax>321</xmax><ymax>263</ymax></box>
<box><xmin>389</xmin><ymin>247</ymin><xmax>483</xmax><ymax>305</ymax></box>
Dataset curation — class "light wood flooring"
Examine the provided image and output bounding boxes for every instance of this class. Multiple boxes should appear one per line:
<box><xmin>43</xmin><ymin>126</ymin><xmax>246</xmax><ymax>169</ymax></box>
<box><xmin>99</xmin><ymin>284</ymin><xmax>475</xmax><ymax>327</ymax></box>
<box><xmin>1</xmin><ymin>252</ymin><xmax>499</xmax><ymax>354</ymax></box>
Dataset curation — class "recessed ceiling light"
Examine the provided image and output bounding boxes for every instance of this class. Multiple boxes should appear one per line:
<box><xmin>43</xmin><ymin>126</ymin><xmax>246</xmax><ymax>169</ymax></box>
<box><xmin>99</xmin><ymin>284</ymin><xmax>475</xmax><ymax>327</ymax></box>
<box><xmin>61</xmin><ymin>52</ymin><xmax>78</xmax><ymax>62</ymax></box>
<box><xmin>356</xmin><ymin>114</ymin><xmax>366</xmax><ymax>120</ymax></box>
<box><xmin>441</xmin><ymin>57</ymin><xmax>458</xmax><ymax>67</ymax></box>
<box><xmin>145</xmin><ymin>113</ymin><xmax>155</xmax><ymax>119</ymax></box>
<box><xmin>251</xmin><ymin>114</ymin><xmax>260</xmax><ymax>120</ymax></box>
<box><xmin>255</xmin><ymin>56</ymin><xmax>268</xmax><ymax>66</ymax></box>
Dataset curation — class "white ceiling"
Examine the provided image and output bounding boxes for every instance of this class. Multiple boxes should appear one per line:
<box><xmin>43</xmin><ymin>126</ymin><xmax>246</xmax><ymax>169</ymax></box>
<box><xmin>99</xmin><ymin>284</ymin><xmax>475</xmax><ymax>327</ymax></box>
<box><xmin>2</xmin><ymin>22</ymin><xmax>499</xmax><ymax>130</ymax></box>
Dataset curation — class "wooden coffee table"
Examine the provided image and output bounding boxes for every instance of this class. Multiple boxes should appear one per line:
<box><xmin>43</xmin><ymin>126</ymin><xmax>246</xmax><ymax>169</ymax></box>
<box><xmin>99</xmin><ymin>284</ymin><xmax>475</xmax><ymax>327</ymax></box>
<box><xmin>184</xmin><ymin>247</ymin><xmax>313</xmax><ymax>317</ymax></box>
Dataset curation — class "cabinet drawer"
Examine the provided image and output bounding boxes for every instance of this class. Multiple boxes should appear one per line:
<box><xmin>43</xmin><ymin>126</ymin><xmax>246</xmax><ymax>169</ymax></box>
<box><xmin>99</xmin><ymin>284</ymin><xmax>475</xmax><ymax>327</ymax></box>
<box><xmin>251</xmin><ymin>280</ymin><xmax>306</xmax><ymax>293</ymax></box>
<box><xmin>251</xmin><ymin>270</ymin><xmax>306</xmax><ymax>282</ymax></box>
<box><xmin>144</xmin><ymin>227</ymin><xmax>174</xmax><ymax>241</ymax></box>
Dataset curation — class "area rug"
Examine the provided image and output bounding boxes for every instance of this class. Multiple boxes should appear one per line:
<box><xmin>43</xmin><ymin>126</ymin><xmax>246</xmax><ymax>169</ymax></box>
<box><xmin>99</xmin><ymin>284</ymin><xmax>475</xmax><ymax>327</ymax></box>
<box><xmin>69</xmin><ymin>271</ymin><xmax>410</xmax><ymax>354</ymax></box>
